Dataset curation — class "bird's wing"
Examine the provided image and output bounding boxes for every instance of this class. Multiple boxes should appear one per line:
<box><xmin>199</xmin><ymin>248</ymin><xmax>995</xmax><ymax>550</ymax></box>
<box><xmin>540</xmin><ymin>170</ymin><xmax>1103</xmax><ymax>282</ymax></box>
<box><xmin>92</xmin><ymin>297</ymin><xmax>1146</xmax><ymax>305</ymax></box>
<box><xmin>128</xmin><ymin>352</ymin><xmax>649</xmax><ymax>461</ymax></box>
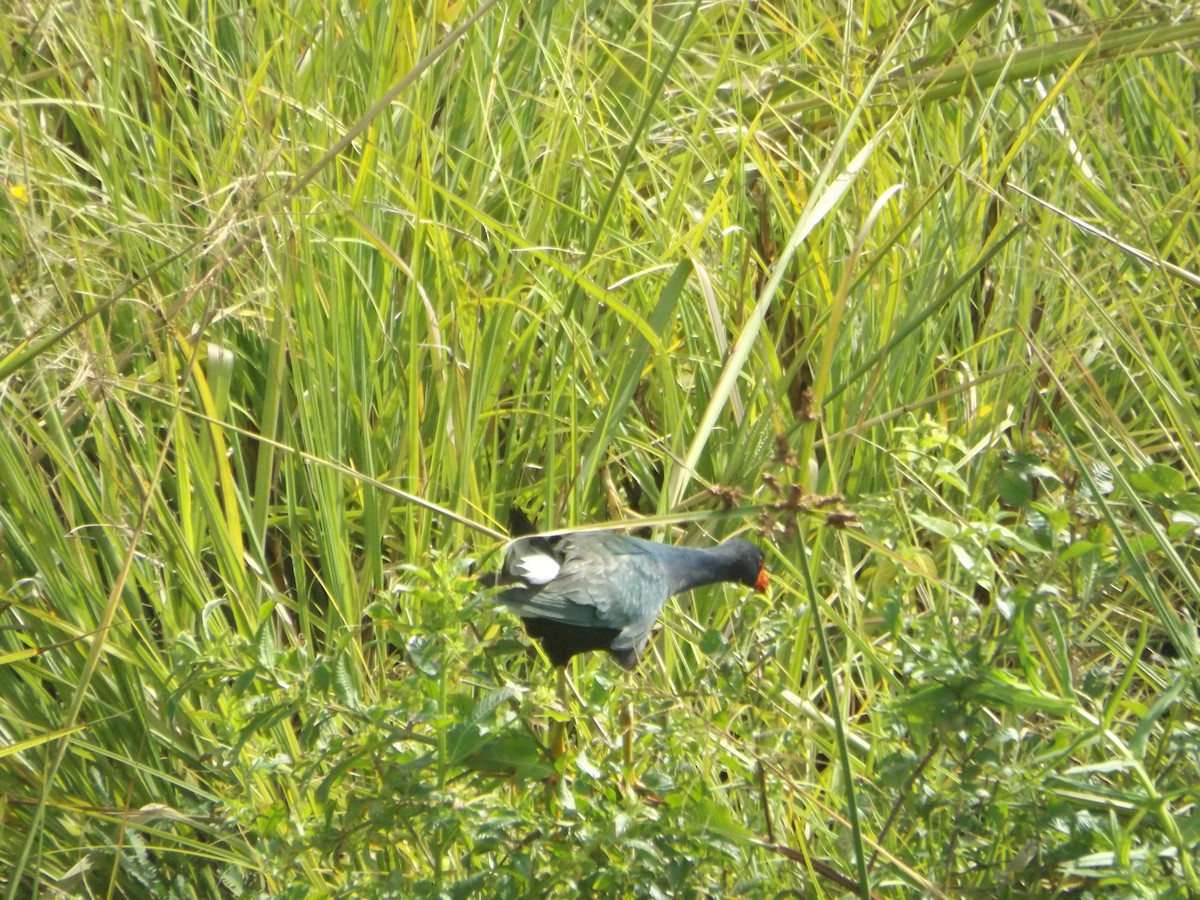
<box><xmin>494</xmin><ymin>533</ymin><xmax>670</xmax><ymax>642</ymax></box>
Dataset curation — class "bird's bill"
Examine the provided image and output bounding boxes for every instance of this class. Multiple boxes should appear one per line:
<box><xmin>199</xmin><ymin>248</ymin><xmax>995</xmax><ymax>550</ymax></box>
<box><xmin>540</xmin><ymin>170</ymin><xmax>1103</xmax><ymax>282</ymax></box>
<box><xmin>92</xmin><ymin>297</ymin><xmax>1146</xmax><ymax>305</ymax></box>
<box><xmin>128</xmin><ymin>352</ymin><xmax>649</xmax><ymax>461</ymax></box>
<box><xmin>755</xmin><ymin>564</ymin><xmax>769</xmax><ymax>592</ymax></box>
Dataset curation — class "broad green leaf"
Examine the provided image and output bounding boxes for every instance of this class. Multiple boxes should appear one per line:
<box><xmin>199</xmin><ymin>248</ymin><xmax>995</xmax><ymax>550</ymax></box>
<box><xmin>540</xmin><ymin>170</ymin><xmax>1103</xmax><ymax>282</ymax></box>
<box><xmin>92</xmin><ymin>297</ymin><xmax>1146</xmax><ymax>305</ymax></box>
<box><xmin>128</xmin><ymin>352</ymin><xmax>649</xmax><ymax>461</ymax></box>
<box><xmin>1129</xmin><ymin>464</ymin><xmax>1186</xmax><ymax>496</ymax></box>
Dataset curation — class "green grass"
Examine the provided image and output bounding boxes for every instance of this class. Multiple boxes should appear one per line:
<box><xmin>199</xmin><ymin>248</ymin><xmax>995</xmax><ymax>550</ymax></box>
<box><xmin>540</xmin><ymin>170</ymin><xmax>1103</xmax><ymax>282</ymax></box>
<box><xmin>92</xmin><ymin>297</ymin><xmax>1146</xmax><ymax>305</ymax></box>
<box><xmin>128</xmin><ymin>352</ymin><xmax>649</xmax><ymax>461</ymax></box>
<box><xmin>2</xmin><ymin>0</ymin><xmax>1199</xmax><ymax>895</ymax></box>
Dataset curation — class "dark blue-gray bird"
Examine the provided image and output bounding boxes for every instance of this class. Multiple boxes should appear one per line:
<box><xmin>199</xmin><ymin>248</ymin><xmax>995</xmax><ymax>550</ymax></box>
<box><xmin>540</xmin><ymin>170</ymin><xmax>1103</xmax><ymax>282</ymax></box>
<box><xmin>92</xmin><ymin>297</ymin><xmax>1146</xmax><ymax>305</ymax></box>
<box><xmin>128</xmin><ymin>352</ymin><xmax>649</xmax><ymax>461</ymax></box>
<box><xmin>488</xmin><ymin>509</ymin><xmax>768</xmax><ymax>669</ymax></box>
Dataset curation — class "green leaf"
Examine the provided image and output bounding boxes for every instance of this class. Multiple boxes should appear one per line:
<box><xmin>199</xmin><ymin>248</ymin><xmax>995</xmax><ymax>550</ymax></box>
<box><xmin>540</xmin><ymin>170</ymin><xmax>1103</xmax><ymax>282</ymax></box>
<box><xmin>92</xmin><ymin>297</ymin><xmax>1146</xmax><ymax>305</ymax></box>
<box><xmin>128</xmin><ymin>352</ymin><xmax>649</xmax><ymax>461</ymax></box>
<box><xmin>1128</xmin><ymin>463</ymin><xmax>1186</xmax><ymax>495</ymax></box>
<box><xmin>446</xmin><ymin>722</ymin><xmax>487</xmax><ymax>766</ymax></box>
<box><xmin>575</xmin><ymin>750</ymin><xmax>602</xmax><ymax>779</ymax></box>
<box><xmin>911</xmin><ymin>511</ymin><xmax>960</xmax><ymax>538</ymax></box>
<box><xmin>1024</xmin><ymin>509</ymin><xmax>1053</xmax><ymax>548</ymax></box>
<box><xmin>467</xmin><ymin>686</ymin><xmax>521</xmax><ymax>726</ymax></box>
<box><xmin>699</xmin><ymin>628</ymin><xmax>726</xmax><ymax>656</ymax></box>
<box><xmin>696</xmin><ymin>798</ymin><xmax>757</xmax><ymax>842</ymax></box>
<box><xmin>997</xmin><ymin>468</ymin><xmax>1032</xmax><ymax>506</ymax></box>
<box><xmin>1059</xmin><ymin>539</ymin><xmax>1101</xmax><ymax>563</ymax></box>
<box><xmin>253</xmin><ymin>618</ymin><xmax>277</xmax><ymax>669</ymax></box>
<box><xmin>1129</xmin><ymin>674</ymin><xmax>1187</xmax><ymax>761</ymax></box>
<box><xmin>333</xmin><ymin>651</ymin><xmax>359</xmax><ymax>709</ymax></box>
<box><xmin>406</xmin><ymin>634</ymin><xmax>441</xmax><ymax>677</ymax></box>
<box><xmin>465</xmin><ymin>732</ymin><xmax>555</xmax><ymax>782</ymax></box>
<box><xmin>967</xmin><ymin>670</ymin><xmax>1074</xmax><ymax>714</ymax></box>
<box><xmin>1175</xmin><ymin>492</ymin><xmax>1200</xmax><ymax>516</ymax></box>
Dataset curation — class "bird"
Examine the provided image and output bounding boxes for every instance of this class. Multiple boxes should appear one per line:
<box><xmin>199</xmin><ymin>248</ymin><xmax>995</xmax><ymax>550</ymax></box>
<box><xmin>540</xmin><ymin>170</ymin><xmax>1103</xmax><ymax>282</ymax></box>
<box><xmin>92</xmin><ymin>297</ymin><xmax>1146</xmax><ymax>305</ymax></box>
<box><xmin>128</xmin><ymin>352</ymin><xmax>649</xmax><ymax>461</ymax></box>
<box><xmin>487</xmin><ymin>508</ymin><xmax>768</xmax><ymax>669</ymax></box>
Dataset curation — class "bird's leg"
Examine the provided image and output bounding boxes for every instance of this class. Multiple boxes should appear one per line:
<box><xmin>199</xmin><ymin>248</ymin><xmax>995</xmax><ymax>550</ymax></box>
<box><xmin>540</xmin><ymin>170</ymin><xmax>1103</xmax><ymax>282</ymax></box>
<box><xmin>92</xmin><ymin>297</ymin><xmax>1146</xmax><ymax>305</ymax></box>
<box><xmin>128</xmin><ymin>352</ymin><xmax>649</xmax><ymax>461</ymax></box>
<box><xmin>549</xmin><ymin>666</ymin><xmax>568</xmax><ymax>759</ymax></box>
<box><xmin>620</xmin><ymin>699</ymin><xmax>634</xmax><ymax>768</ymax></box>
<box><xmin>620</xmin><ymin>671</ymin><xmax>634</xmax><ymax>785</ymax></box>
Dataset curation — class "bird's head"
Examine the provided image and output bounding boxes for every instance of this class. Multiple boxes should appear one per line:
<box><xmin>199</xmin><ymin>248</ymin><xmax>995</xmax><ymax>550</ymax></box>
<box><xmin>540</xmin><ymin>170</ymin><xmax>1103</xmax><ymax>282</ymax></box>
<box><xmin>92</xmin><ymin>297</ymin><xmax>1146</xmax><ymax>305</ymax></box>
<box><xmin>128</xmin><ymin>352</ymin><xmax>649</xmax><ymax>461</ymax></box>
<box><xmin>721</xmin><ymin>538</ymin><xmax>769</xmax><ymax>592</ymax></box>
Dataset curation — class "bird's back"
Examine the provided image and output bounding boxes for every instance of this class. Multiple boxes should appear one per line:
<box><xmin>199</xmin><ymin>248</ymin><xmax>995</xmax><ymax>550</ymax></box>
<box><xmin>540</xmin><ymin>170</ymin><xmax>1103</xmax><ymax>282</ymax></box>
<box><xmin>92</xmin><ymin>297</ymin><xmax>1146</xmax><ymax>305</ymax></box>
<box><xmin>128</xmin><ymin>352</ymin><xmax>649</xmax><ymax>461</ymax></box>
<box><xmin>495</xmin><ymin>531</ymin><xmax>673</xmax><ymax>660</ymax></box>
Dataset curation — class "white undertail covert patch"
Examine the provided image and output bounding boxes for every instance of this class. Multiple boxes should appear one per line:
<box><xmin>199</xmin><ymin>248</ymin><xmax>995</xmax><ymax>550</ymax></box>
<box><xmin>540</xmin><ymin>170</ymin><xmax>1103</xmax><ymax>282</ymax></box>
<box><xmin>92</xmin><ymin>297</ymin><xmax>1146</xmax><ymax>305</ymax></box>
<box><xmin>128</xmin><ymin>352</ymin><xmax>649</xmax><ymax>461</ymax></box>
<box><xmin>513</xmin><ymin>550</ymin><xmax>560</xmax><ymax>585</ymax></box>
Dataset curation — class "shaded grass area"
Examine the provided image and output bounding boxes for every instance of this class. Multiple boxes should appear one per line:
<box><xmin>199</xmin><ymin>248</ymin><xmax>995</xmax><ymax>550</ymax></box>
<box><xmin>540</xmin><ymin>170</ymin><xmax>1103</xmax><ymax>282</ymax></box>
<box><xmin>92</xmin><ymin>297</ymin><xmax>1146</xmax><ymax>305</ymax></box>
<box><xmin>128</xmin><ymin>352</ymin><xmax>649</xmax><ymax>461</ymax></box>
<box><xmin>2</xmin><ymin>0</ymin><xmax>1198</xmax><ymax>895</ymax></box>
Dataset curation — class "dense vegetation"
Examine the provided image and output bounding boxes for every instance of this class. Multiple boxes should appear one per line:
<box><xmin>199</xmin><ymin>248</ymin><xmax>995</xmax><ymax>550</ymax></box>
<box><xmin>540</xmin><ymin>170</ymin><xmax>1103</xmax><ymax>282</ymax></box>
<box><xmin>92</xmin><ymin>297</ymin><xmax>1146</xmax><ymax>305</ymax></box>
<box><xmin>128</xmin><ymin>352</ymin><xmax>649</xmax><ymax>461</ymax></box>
<box><xmin>2</xmin><ymin>1</ymin><xmax>1198</xmax><ymax>895</ymax></box>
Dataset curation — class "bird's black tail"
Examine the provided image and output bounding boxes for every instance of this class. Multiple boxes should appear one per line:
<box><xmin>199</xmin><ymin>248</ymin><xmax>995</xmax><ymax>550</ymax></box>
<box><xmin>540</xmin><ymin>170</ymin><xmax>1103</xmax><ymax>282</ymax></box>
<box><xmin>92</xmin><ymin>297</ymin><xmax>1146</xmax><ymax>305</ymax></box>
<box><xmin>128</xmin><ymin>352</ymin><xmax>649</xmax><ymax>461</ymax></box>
<box><xmin>477</xmin><ymin>506</ymin><xmax>549</xmax><ymax>589</ymax></box>
<box><xmin>507</xmin><ymin>505</ymin><xmax>539</xmax><ymax>537</ymax></box>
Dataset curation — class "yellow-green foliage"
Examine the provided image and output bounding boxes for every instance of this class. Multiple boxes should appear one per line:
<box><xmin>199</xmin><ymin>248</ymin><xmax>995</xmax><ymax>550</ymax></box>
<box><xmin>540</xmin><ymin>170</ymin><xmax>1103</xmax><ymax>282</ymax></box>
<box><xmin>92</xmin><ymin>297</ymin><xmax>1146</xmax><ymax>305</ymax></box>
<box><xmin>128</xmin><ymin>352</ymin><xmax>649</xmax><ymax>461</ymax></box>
<box><xmin>2</xmin><ymin>1</ymin><xmax>1198</xmax><ymax>895</ymax></box>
